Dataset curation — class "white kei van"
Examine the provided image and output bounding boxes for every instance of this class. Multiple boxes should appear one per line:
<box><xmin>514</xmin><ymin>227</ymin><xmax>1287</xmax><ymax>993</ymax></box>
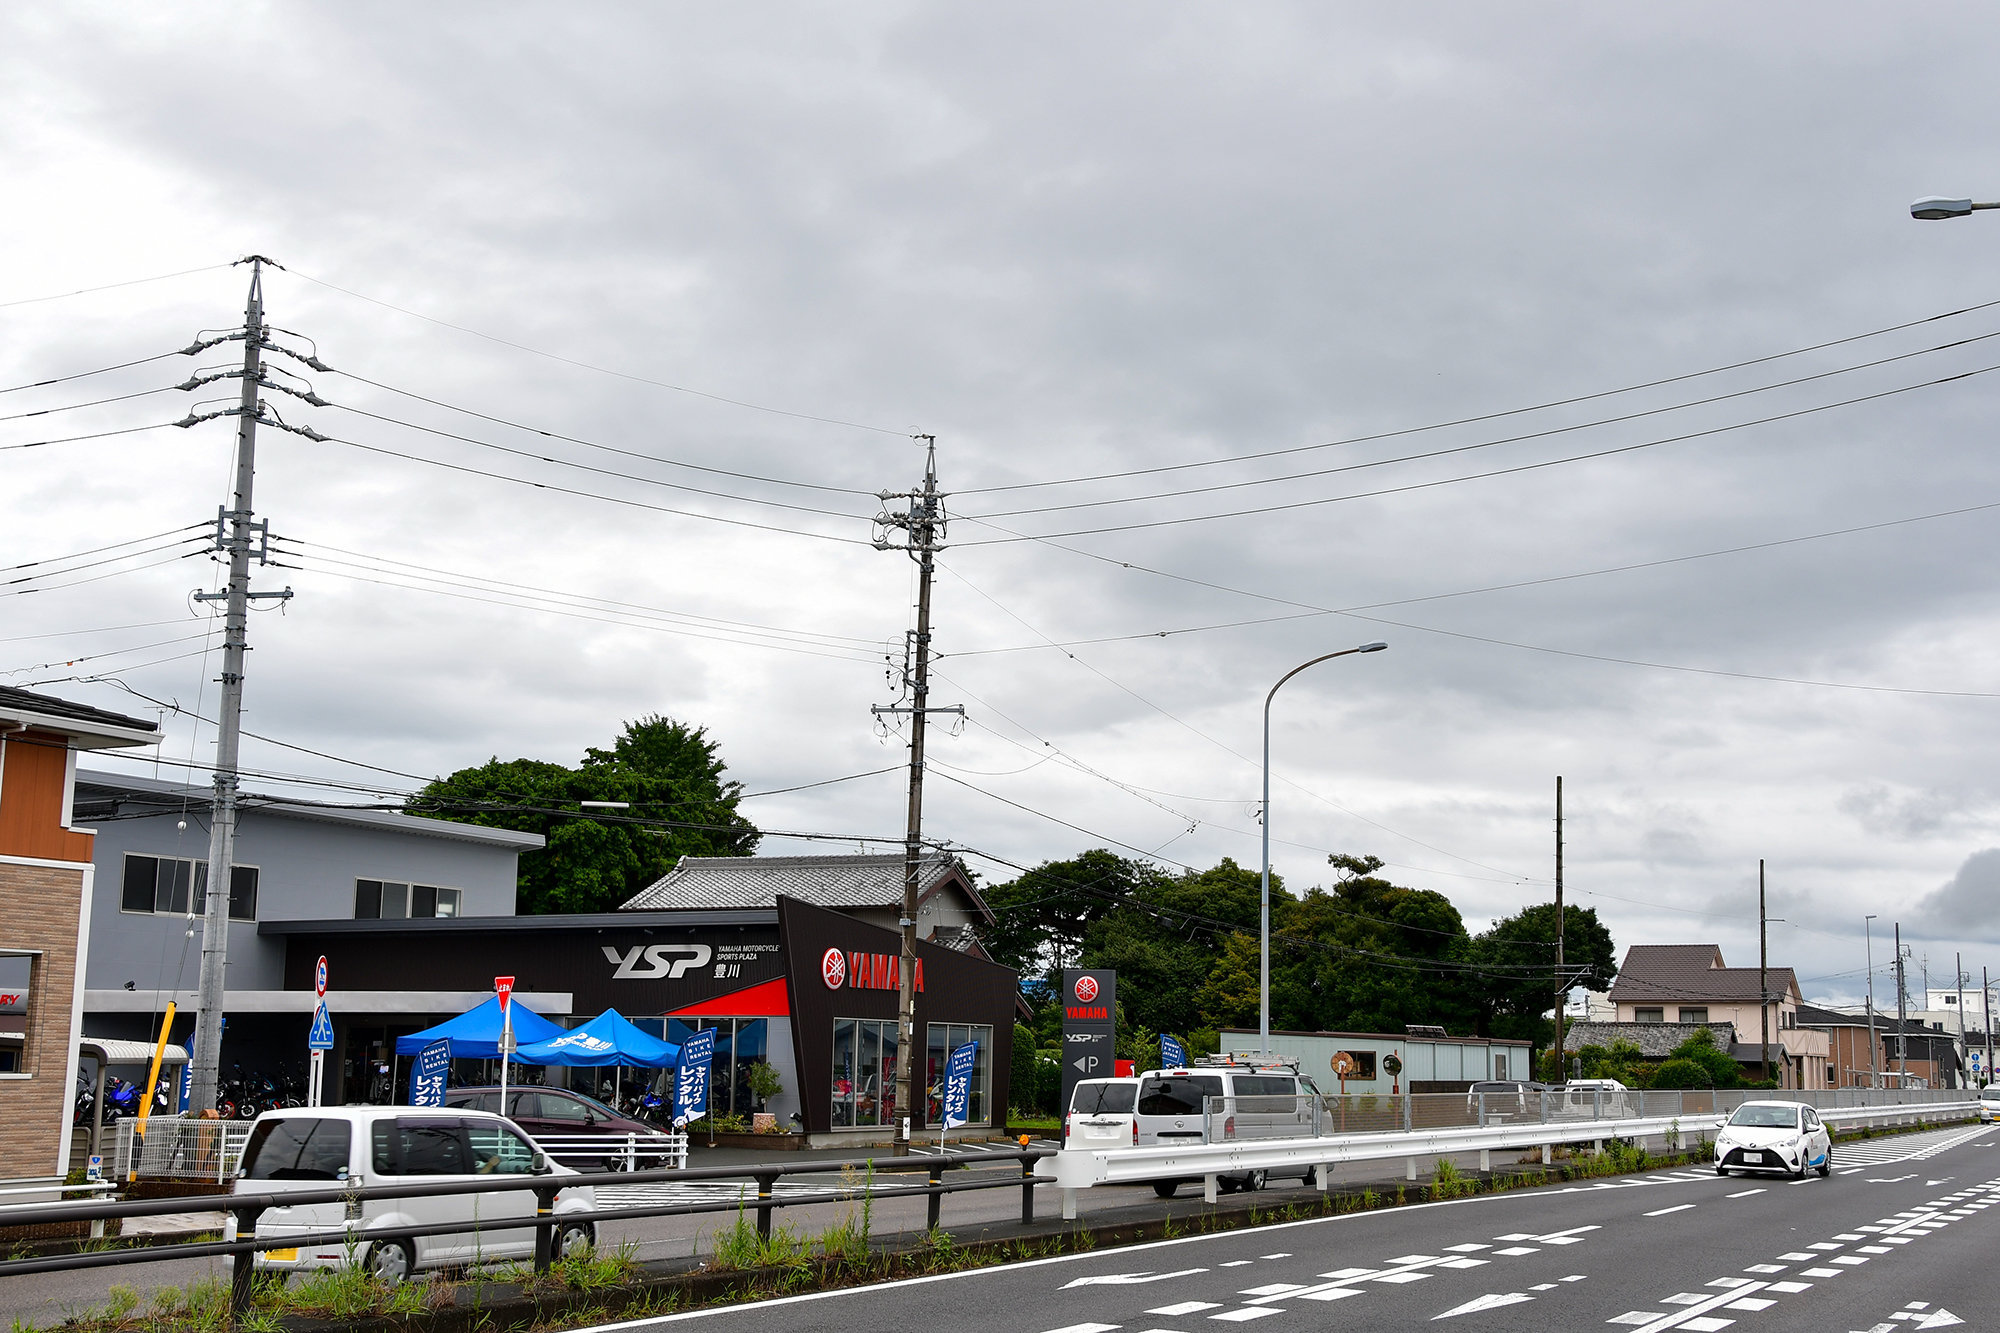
<box><xmin>1134</xmin><ymin>1065</ymin><xmax>1315</xmax><ymax>1196</ymax></box>
<box><xmin>226</xmin><ymin>1107</ymin><xmax>598</xmax><ymax>1282</ymax></box>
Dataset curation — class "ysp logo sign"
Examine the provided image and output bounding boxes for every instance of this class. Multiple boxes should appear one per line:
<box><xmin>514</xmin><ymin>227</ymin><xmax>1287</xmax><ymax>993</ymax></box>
<box><xmin>1073</xmin><ymin>975</ymin><xmax>1099</xmax><ymax>1004</ymax></box>
<box><xmin>821</xmin><ymin>948</ymin><xmax>847</xmax><ymax>989</ymax></box>
<box><xmin>602</xmin><ymin>944</ymin><xmax>713</xmax><ymax>979</ymax></box>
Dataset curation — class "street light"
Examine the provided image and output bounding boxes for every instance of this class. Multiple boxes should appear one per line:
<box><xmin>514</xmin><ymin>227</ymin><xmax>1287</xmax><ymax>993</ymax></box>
<box><xmin>1259</xmin><ymin>641</ymin><xmax>1388</xmax><ymax>1056</ymax></box>
<box><xmin>1912</xmin><ymin>196</ymin><xmax>2000</xmax><ymax>220</ymax></box>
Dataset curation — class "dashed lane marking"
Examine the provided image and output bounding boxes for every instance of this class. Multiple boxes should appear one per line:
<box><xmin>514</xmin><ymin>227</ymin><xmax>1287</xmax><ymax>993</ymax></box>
<box><xmin>1726</xmin><ymin>1188</ymin><xmax>1765</xmax><ymax>1198</ymax></box>
<box><xmin>1646</xmin><ymin>1204</ymin><xmax>1697</xmax><ymax>1216</ymax></box>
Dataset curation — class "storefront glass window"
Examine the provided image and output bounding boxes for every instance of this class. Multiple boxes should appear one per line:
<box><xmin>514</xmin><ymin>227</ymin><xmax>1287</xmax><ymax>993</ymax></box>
<box><xmin>829</xmin><ymin>1018</ymin><xmax>898</xmax><ymax>1129</ymax></box>
<box><xmin>924</xmin><ymin>1023</ymin><xmax>994</xmax><ymax>1127</ymax></box>
<box><xmin>665</xmin><ymin>1017</ymin><xmax>772</xmax><ymax>1118</ymax></box>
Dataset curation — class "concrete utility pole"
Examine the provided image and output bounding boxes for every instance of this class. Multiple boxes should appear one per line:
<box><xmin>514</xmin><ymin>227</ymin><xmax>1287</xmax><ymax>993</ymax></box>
<box><xmin>1956</xmin><ymin>952</ymin><xmax>1966</xmax><ymax>1089</ymax></box>
<box><xmin>189</xmin><ymin>260</ymin><xmax>268</xmax><ymax>1113</ymax></box>
<box><xmin>1985</xmin><ymin>967</ymin><xmax>1994</xmax><ymax>1089</ymax></box>
<box><xmin>1865</xmin><ymin>915</ymin><xmax>1879</xmax><ymax>1087</ymax></box>
<box><xmin>1759</xmin><ymin>860</ymin><xmax>1769</xmax><ymax>1086</ymax></box>
<box><xmin>871</xmin><ymin>438</ymin><xmax>957</xmax><ymax>1157</ymax></box>
<box><xmin>1553</xmin><ymin>776</ymin><xmax>1565</xmax><ymax>1086</ymax></box>
<box><xmin>1895</xmin><ymin>922</ymin><xmax>1908</xmax><ymax>1084</ymax></box>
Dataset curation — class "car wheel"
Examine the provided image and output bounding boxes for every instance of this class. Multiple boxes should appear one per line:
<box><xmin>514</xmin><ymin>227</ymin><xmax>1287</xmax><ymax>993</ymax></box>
<box><xmin>1818</xmin><ymin>1146</ymin><xmax>1832</xmax><ymax>1178</ymax></box>
<box><xmin>1788</xmin><ymin>1157</ymin><xmax>1806</xmax><ymax>1180</ymax></box>
<box><xmin>1714</xmin><ymin>1163</ymin><xmax>1728</xmax><ymax>1176</ymax></box>
<box><xmin>1153</xmin><ymin>1181</ymin><xmax>1178</xmax><ymax>1199</ymax></box>
<box><xmin>1241</xmin><ymin>1169</ymin><xmax>1268</xmax><ymax>1192</ymax></box>
<box><xmin>365</xmin><ymin>1239</ymin><xmax>415</xmax><ymax>1285</ymax></box>
<box><xmin>556</xmin><ymin>1221</ymin><xmax>595</xmax><ymax>1259</ymax></box>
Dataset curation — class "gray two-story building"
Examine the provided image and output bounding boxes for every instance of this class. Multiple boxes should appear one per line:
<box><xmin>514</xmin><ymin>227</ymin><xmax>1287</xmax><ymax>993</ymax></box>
<box><xmin>74</xmin><ymin>770</ymin><xmax>557</xmax><ymax>1103</ymax></box>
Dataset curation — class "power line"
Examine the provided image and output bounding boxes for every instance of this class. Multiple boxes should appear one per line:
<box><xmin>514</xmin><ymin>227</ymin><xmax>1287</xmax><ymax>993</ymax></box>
<box><xmin>956</xmin><ymin>294</ymin><xmax>2000</xmax><ymax>496</ymax></box>
<box><xmin>328</xmin><ymin>365</ymin><xmax>878</xmax><ymax>497</ymax></box>
<box><xmin>2</xmin><ymin>524</ymin><xmax>207</xmax><ymax>577</ymax></box>
<box><xmin>283</xmin><ymin>264</ymin><xmax>912</xmax><ymax>438</ymax></box>
<box><xmin>0</xmin><ymin>349</ymin><xmax>187</xmax><ymax>395</ymax></box>
<box><xmin>947</xmin><ymin>494</ymin><xmax>2000</xmax><ymax>657</ymax></box>
<box><xmin>1</xmin><ymin>545</ymin><xmax>210</xmax><ymax>598</ymax></box>
<box><xmin>957</xmin><ymin>362</ymin><xmax>2000</xmax><ymax>543</ymax></box>
<box><xmin>0</xmin><ymin>420</ymin><xmax>182</xmax><ymax>453</ymax></box>
<box><xmin>0</xmin><ymin>262</ymin><xmax>233</xmax><ymax>311</ymax></box>
<box><xmin>0</xmin><ymin>382</ymin><xmax>184</xmax><ymax>424</ymax></box>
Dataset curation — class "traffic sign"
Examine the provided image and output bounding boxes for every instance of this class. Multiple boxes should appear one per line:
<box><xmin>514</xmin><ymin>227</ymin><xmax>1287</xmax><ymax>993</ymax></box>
<box><xmin>314</xmin><ymin>955</ymin><xmax>327</xmax><ymax>998</ymax></box>
<box><xmin>307</xmin><ymin>1003</ymin><xmax>335</xmax><ymax>1051</ymax></box>
<box><xmin>495</xmin><ymin>975</ymin><xmax>515</xmax><ymax>1011</ymax></box>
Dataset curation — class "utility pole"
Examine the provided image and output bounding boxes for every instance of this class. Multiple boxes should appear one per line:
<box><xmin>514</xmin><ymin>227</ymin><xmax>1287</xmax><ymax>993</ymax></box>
<box><xmin>871</xmin><ymin>438</ymin><xmax>959</xmax><ymax>1157</ymax></box>
<box><xmin>1552</xmin><ymin>776</ymin><xmax>1566</xmax><ymax>1086</ymax></box>
<box><xmin>1895</xmin><ymin>922</ymin><xmax>1908</xmax><ymax>1085</ymax></box>
<box><xmin>1985</xmin><ymin>966</ymin><xmax>1993</xmax><ymax>1089</ymax></box>
<box><xmin>1956</xmin><ymin>952</ymin><xmax>1966</xmax><ymax>1089</ymax></box>
<box><xmin>1864</xmin><ymin>915</ymin><xmax>1879</xmax><ymax>1088</ymax></box>
<box><xmin>1759</xmin><ymin>860</ymin><xmax>1769</xmax><ymax>1086</ymax></box>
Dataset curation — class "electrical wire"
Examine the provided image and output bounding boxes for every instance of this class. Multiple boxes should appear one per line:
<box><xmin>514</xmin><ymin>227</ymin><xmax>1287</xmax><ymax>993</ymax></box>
<box><xmin>2</xmin><ymin>524</ymin><xmax>207</xmax><ymax>577</ymax></box>
<box><xmin>0</xmin><ymin>420</ymin><xmax>182</xmax><ymax>453</ymax></box>
<box><xmin>957</xmin><ymin>294</ymin><xmax>2000</xmax><ymax>496</ymax></box>
<box><xmin>2</xmin><ymin>631</ymin><xmax>214</xmax><ymax>679</ymax></box>
<box><xmin>955</xmin><ymin>362</ymin><xmax>2000</xmax><ymax>543</ymax></box>
<box><xmin>0</xmin><ymin>618</ymin><xmax>203</xmax><ymax>646</ymax></box>
<box><xmin>1</xmin><ymin>546</ymin><xmax>210</xmax><ymax>598</ymax></box>
<box><xmin>0</xmin><ymin>349</ymin><xmax>188</xmax><ymax>396</ymax></box>
<box><xmin>329</xmin><ymin>366</ymin><xmax>879</xmax><ymax>498</ymax></box>
<box><xmin>0</xmin><ymin>382</ymin><xmax>184</xmax><ymax>424</ymax></box>
<box><xmin>323</xmin><ymin>399</ymin><xmax>879</xmax><ymax>524</ymax></box>
<box><xmin>0</xmin><ymin>262</ymin><xmax>233</xmax><ymax>311</ymax></box>
<box><xmin>283</xmin><ymin>264</ymin><xmax>913</xmax><ymax>438</ymax></box>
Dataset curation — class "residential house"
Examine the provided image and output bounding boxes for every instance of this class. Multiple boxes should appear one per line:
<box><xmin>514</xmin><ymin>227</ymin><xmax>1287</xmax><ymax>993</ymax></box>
<box><xmin>1607</xmin><ymin>944</ymin><xmax>1829</xmax><ymax>1089</ymax></box>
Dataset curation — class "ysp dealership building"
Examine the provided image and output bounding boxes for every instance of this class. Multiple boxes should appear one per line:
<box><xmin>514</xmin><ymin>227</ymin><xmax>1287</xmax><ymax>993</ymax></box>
<box><xmin>268</xmin><ymin>873</ymin><xmax>1021</xmax><ymax>1146</ymax></box>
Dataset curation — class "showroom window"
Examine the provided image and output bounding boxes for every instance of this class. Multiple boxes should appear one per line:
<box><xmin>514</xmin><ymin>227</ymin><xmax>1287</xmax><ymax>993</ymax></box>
<box><xmin>665</xmin><ymin>1017</ymin><xmax>770</xmax><ymax>1117</ymax></box>
<box><xmin>829</xmin><ymin>1018</ymin><xmax>898</xmax><ymax>1128</ymax></box>
<box><xmin>924</xmin><ymin>1023</ymin><xmax>994</xmax><ymax>1126</ymax></box>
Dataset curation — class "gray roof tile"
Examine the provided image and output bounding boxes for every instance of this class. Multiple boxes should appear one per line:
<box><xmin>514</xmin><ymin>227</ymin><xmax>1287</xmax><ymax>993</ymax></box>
<box><xmin>1607</xmin><ymin>943</ymin><xmax>1800</xmax><ymax>1005</ymax></box>
<box><xmin>621</xmin><ymin>853</ymin><xmax>981</xmax><ymax>915</ymax></box>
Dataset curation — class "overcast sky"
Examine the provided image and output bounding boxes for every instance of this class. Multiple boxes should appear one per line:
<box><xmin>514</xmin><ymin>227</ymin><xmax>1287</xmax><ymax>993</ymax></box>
<box><xmin>8</xmin><ymin>3</ymin><xmax>2000</xmax><ymax>1013</ymax></box>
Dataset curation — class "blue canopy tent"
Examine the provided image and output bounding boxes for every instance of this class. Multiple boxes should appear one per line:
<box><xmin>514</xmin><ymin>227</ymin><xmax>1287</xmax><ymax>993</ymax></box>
<box><xmin>514</xmin><ymin>1008</ymin><xmax>681</xmax><ymax>1068</ymax></box>
<box><xmin>393</xmin><ymin>995</ymin><xmax>566</xmax><ymax>1058</ymax></box>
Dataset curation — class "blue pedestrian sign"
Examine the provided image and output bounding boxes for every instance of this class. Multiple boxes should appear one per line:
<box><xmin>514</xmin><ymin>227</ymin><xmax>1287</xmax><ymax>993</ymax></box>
<box><xmin>673</xmin><ymin>1027</ymin><xmax>715</xmax><ymax>1128</ymax></box>
<box><xmin>942</xmin><ymin>1039</ymin><xmax>979</xmax><ymax>1130</ymax></box>
<box><xmin>307</xmin><ymin>1003</ymin><xmax>335</xmax><ymax>1052</ymax></box>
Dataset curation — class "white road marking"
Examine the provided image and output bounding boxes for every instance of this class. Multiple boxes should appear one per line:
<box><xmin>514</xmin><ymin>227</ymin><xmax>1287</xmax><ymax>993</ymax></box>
<box><xmin>1039</xmin><ymin>1324</ymin><xmax>1120</xmax><ymax>1333</ymax></box>
<box><xmin>1646</xmin><ymin>1204</ymin><xmax>1697</xmax><ymax>1217</ymax></box>
<box><xmin>1146</xmin><ymin>1304</ymin><xmax>1219</xmax><ymax>1317</ymax></box>
<box><xmin>1257</xmin><ymin>1252</ymin><xmax>1290</xmax><ymax>1259</ymax></box>
<box><xmin>1064</xmin><ymin>1270</ymin><xmax>1210</xmax><ymax>1290</ymax></box>
<box><xmin>1801</xmin><ymin>1267</ymin><xmax>1843</xmax><ymax>1278</ymax></box>
<box><xmin>1493</xmin><ymin>1246</ymin><xmax>1538</xmax><ymax>1256</ymax></box>
<box><xmin>1725</xmin><ymin>1189</ymin><xmax>1764</xmax><ymax>1199</ymax></box>
<box><xmin>1742</xmin><ymin>1264</ymin><xmax>1785</xmax><ymax>1274</ymax></box>
<box><xmin>1207</xmin><ymin>1309</ymin><xmax>1280</xmax><ymax>1322</ymax></box>
<box><xmin>1445</xmin><ymin>1243</ymin><xmax>1491</xmax><ymax>1253</ymax></box>
<box><xmin>1432</xmin><ymin>1292</ymin><xmax>1534</xmax><ymax>1319</ymax></box>
<box><xmin>1219</xmin><ymin>1260</ymin><xmax>1254</xmax><ymax>1268</ymax></box>
<box><xmin>1607</xmin><ymin>1279</ymin><xmax>1771</xmax><ymax>1332</ymax></box>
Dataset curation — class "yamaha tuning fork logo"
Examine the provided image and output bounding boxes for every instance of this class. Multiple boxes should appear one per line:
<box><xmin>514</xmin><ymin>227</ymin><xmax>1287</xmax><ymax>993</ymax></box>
<box><xmin>821</xmin><ymin>947</ymin><xmax>848</xmax><ymax>989</ymax></box>
<box><xmin>1073</xmin><ymin>975</ymin><xmax>1099</xmax><ymax>1004</ymax></box>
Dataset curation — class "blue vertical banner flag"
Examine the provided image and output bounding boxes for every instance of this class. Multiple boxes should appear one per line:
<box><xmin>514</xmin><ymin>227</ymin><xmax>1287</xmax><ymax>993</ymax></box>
<box><xmin>410</xmin><ymin>1038</ymin><xmax>451</xmax><ymax>1107</ymax></box>
<box><xmin>177</xmin><ymin>1036</ymin><xmax>194</xmax><ymax>1113</ymax></box>
<box><xmin>941</xmin><ymin>1040</ymin><xmax>979</xmax><ymax>1130</ymax></box>
<box><xmin>673</xmin><ymin>1027</ymin><xmax>716</xmax><ymax>1128</ymax></box>
<box><xmin>1159</xmin><ymin>1033</ymin><xmax>1187</xmax><ymax>1069</ymax></box>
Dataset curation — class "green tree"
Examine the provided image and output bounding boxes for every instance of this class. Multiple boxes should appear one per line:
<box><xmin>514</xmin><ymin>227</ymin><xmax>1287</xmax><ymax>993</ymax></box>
<box><xmin>1662</xmin><ymin>1027</ymin><xmax>1741</xmax><ymax>1088</ymax></box>
<box><xmin>412</xmin><ymin>715</ymin><xmax>759</xmax><ymax>914</ymax></box>
<box><xmin>1468</xmin><ymin>902</ymin><xmax>1617</xmax><ymax>1045</ymax></box>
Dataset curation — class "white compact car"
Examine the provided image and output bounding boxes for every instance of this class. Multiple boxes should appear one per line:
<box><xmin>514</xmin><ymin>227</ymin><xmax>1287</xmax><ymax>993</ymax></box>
<box><xmin>1714</xmin><ymin>1101</ymin><xmax>1831</xmax><ymax>1179</ymax></box>
<box><xmin>227</xmin><ymin>1106</ymin><xmax>598</xmax><ymax>1282</ymax></box>
<box><xmin>1064</xmin><ymin>1077</ymin><xmax>1140</xmax><ymax>1150</ymax></box>
<box><xmin>1979</xmin><ymin>1086</ymin><xmax>2000</xmax><ymax>1124</ymax></box>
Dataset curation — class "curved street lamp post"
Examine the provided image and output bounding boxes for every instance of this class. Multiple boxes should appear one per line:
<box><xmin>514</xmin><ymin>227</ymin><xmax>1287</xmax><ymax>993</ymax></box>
<box><xmin>1260</xmin><ymin>642</ymin><xmax>1388</xmax><ymax>1056</ymax></box>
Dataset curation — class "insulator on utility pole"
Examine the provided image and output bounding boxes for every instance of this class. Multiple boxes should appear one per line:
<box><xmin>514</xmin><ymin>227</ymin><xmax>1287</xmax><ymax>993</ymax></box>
<box><xmin>871</xmin><ymin>436</ymin><xmax>958</xmax><ymax>1156</ymax></box>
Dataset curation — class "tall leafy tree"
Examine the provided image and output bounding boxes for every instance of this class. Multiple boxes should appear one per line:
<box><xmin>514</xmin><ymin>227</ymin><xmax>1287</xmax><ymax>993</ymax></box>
<box><xmin>1468</xmin><ymin>902</ymin><xmax>1617</xmax><ymax>1045</ymax></box>
<box><xmin>412</xmin><ymin>715</ymin><xmax>759</xmax><ymax>914</ymax></box>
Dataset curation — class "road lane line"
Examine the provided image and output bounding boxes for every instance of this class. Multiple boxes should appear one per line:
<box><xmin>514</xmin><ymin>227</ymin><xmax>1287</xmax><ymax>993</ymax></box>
<box><xmin>1645</xmin><ymin>1204</ymin><xmax>1696</xmax><ymax>1217</ymax></box>
<box><xmin>1725</xmin><ymin>1188</ymin><xmax>1764</xmax><ymax>1198</ymax></box>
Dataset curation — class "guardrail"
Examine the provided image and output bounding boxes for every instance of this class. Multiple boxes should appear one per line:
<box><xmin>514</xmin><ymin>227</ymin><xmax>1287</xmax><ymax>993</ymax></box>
<box><xmin>0</xmin><ymin>1146</ymin><xmax>1054</xmax><ymax>1318</ymax></box>
<box><xmin>1196</xmin><ymin>1085</ymin><xmax>1978</xmax><ymax>1142</ymax></box>
<box><xmin>1044</xmin><ymin>1093</ymin><xmax>1978</xmax><ymax>1218</ymax></box>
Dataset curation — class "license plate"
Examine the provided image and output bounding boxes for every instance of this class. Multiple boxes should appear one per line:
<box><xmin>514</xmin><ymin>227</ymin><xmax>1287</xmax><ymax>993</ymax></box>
<box><xmin>1744</xmin><ymin>1151</ymin><xmax>1763</xmax><ymax>1163</ymax></box>
<box><xmin>263</xmin><ymin>1248</ymin><xmax>299</xmax><ymax>1262</ymax></box>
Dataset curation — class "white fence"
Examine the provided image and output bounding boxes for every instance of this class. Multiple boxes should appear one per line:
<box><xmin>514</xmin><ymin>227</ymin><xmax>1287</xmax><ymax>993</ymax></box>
<box><xmin>112</xmin><ymin>1117</ymin><xmax>254</xmax><ymax>1184</ymax></box>
<box><xmin>532</xmin><ymin>1130</ymin><xmax>688</xmax><ymax>1172</ymax></box>
<box><xmin>1044</xmin><ymin>1088</ymin><xmax>1978</xmax><ymax>1219</ymax></box>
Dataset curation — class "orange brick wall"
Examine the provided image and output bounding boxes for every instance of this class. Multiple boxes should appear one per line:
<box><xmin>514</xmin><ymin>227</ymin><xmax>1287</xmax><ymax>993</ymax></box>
<box><xmin>0</xmin><ymin>861</ymin><xmax>85</xmax><ymax>1179</ymax></box>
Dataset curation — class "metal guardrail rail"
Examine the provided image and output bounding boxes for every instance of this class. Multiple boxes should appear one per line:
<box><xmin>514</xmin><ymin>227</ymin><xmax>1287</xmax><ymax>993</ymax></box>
<box><xmin>1043</xmin><ymin>1090</ymin><xmax>1977</xmax><ymax>1217</ymax></box>
<box><xmin>0</xmin><ymin>1147</ymin><xmax>1054</xmax><ymax>1318</ymax></box>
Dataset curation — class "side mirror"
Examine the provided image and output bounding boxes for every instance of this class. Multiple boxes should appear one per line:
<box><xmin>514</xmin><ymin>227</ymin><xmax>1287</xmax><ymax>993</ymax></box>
<box><xmin>530</xmin><ymin>1152</ymin><xmax>549</xmax><ymax>1174</ymax></box>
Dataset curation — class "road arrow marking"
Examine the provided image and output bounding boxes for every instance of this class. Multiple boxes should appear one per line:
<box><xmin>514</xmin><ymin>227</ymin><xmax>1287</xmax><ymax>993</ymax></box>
<box><xmin>1914</xmin><ymin>1310</ymin><xmax>1964</xmax><ymax>1328</ymax></box>
<box><xmin>1433</xmin><ymin>1293</ymin><xmax>1534</xmax><ymax>1319</ymax></box>
<box><xmin>1063</xmin><ymin>1269</ymin><xmax>1208</xmax><ymax>1290</ymax></box>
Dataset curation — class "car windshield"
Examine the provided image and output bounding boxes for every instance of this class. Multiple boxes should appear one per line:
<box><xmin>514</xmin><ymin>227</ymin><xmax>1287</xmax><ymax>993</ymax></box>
<box><xmin>1981</xmin><ymin>1087</ymin><xmax>2000</xmax><ymax>1102</ymax></box>
<box><xmin>1070</xmin><ymin>1083</ymin><xmax>1136</xmax><ymax>1115</ymax></box>
<box><xmin>1728</xmin><ymin>1104</ymin><xmax>1800</xmax><ymax>1129</ymax></box>
<box><xmin>1137</xmin><ymin>1075</ymin><xmax>1225</xmax><ymax>1116</ymax></box>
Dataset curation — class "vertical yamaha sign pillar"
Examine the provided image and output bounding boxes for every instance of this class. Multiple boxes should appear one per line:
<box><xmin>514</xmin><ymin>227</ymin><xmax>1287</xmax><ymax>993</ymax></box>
<box><xmin>1061</xmin><ymin>969</ymin><xmax>1116</xmax><ymax>1116</ymax></box>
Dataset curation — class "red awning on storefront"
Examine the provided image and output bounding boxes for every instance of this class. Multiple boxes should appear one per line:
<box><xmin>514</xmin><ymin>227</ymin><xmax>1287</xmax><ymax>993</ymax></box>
<box><xmin>664</xmin><ymin>976</ymin><xmax>790</xmax><ymax>1018</ymax></box>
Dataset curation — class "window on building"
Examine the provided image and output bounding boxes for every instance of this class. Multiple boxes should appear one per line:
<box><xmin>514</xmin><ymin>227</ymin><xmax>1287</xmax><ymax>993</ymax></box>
<box><xmin>826</xmin><ymin>1017</ymin><xmax>897</xmax><ymax>1128</ymax></box>
<box><xmin>664</xmin><ymin>1017</ymin><xmax>771</xmax><ymax>1119</ymax></box>
<box><xmin>119</xmin><ymin>856</ymin><xmax>256</xmax><ymax>921</ymax></box>
<box><xmin>0</xmin><ymin>949</ymin><xmax>36</xmax><ymax>1078</ymax></box>
<box><xmin>1634</xmin><ymin>1008</ymin><xmax>1664</xmax><ymax>1023</ymax></box>
<box><xmin>354</xmin><ymin>880</ymin><xmax>462</xmax><ymax>920</ymax></box>
<box><xmin>924</xmin><ymin>1023</ymin><xmax>995</xmax><ymax>1126</ymax></box>
<box><xmin>1678</xmin><ymin>1007</ymin><xmax>1709</xmax><ymax>1024</ymax></box>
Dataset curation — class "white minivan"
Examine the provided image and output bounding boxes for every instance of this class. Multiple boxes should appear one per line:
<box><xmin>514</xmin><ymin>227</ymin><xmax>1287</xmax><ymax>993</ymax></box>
<box><xmin>228</xmin><ymin>1107</ymin><xmax>598</xmax><ymax>1282</ymax></box>
<box><xmin>1134</xmin><ymin>1065</ymin><xmax>1315</xmax><ymax>1196</ymax></box>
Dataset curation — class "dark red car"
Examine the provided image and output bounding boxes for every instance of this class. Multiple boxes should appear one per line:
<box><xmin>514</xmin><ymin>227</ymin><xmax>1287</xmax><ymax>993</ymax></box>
<box><xmin>441</xmin><ymin>1086</ymin><xmax>672</xmax><ymax>1171</ymax></box>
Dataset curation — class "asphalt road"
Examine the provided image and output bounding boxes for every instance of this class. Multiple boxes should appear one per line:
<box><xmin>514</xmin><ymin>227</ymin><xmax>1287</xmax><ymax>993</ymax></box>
<box><xmin>574</xmin><ymin>1123</ymin><xmax>1998</xmax><ymax>1333</ymax></box>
